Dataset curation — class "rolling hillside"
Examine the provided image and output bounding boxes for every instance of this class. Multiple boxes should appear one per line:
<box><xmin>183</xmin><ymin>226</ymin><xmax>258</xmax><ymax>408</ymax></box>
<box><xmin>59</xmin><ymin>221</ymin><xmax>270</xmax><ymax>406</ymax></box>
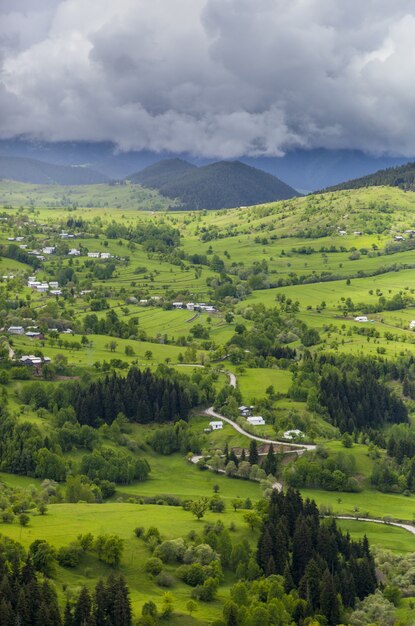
<box><xmin>0</xmin><ymin>156</ymin><xmax>110</xmax><ymax>185</ymax></box>
<box><xmin>128</xmin><ymin>159</ymin><xmax>300</xmax><ymax>209</ymax></box>
<box><xmin>325</xmin><ymin>161</ymin><xmax>415</xmax><ymax>193</ymax></box>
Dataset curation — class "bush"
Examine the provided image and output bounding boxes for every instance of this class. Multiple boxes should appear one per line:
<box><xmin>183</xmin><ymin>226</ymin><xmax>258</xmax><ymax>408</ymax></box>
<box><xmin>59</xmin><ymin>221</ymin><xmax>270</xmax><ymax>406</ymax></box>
<box><xmin>134</xmin><ymin>526</ymin><xmax>144</xmax><ymax>538</ymax></box>
<box><xmin>57</xmin><ymin>543</ymin><xmax>83</xmax><ymax>568</ymax></box>
<box><xmin>209</xmin><ymin>496</ymin><xmax>225</xmax><ymax>513</ymax></box>
<box><xmin>145</xmin><ymin>557</ymin><xmax>163</xmax><ymax>576</ymax></box>
<box><xmin>155</xmin><ymin>572</ymin><xmax>175</xmax><ymax>587</ymax></box>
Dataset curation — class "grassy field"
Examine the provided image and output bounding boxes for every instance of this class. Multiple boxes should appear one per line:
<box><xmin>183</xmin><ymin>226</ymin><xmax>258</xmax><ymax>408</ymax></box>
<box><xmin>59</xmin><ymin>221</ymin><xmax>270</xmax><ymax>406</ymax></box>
<box><xmin>118</xmin><ymin>453</ymin><xmax>262</xmax><ymax>503</ymax></box>
<box><xmin>237</xmin><ymin>368</ymin><xmax>292</xmax><ymax>403</ymax></box>
<box><xmin>301</xmin><ymin>487</ymin><xmax>415</xmax><ymax>523</ymax></box>
<box><xmin>336</xmin><ymin>518</ymin><xmax>415</xmax><ymax>553</ymax></box>
<box><xmin>0</xmin><ymin>502</ymin><xmax>255</xmax><ymax>623</ymax></box>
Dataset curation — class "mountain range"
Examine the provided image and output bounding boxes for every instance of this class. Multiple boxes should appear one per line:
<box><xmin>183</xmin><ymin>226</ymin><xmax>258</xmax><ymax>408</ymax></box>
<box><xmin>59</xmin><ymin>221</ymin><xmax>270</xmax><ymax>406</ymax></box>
<box><xmin>0</xmin><ymin>139</ymin><xmax>413</xmax><ymax>191</ymax></box>
<box><xmin>0</xmin><ymin>156</ymin><xmax>108</xmax><ymax>185</ymax></box>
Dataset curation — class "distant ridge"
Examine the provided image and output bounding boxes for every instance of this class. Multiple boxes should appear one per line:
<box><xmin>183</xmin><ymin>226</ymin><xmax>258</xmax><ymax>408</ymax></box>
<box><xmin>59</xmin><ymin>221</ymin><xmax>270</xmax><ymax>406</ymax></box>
<box><xmin>128</xmin><ymin>159</ymin><xmax>300</xmax><ymax>209</ymax></box>
<box><xmin>128</xmin><ymin>158</ymin><xmax>196</xmax><ymax>188</ymax></box>
<box><xmin>0</xmin><ymin>156</ymin><xmax>110</xmax><ymax>185</ymax></box>
<box><xmin>324</xmin><ymin>161</ymin><xmax>415</xmax><ymax>193</ymax></box>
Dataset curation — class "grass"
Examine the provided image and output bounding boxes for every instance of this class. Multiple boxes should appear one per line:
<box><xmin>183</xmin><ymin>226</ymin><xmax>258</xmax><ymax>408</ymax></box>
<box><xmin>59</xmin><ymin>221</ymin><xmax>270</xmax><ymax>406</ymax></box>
<box><xmin>237</xmin><ymin>368</ymin><xmax>292</xmax><ymax>403</ymax></box>
<box><xmin>118</xmin><ymin>453</ymin><xmax>262</xmax><ymax>503</ymax></box>
<box><xmin>301</xmin><ymin>487</ymin><xmax>415</xmax><ymax>523</ymax></box>
<box><xmin>0</xmin><ymin>502</ymin><xmax>255</xmax><ymax>623</ymax></box>
<box><xmin>336</xmin><ymin>518</ymin><xmax>415</xmax><ymax>553</ymax></box>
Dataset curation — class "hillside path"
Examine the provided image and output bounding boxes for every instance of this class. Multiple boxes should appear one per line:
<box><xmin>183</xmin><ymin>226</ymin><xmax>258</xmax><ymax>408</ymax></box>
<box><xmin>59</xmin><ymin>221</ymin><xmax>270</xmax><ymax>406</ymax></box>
<box><xmin>334</xmin><ymin>515</ymin><xmax>415</xmax><ymax>536</ymax></box>
<box><xmin>205</xmin><ymin>406</ymin><xmax>315</xmax><ymax>452</ymax></box>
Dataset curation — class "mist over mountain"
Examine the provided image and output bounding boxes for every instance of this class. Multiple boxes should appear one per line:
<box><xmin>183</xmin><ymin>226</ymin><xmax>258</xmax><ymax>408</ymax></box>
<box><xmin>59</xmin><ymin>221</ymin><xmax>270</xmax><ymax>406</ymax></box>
<box><xmin>0</xmin><ymin>156</ymin><xmax>109</xmax><ymax>185</ymax></box>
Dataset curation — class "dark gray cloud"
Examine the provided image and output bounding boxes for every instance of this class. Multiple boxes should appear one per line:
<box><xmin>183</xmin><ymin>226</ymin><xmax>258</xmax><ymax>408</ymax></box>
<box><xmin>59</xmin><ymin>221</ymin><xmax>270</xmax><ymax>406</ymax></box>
<box><xmin>1</xmin><ymin>0</ymin><xmax>415</xmax><ymax>157</ymax></box>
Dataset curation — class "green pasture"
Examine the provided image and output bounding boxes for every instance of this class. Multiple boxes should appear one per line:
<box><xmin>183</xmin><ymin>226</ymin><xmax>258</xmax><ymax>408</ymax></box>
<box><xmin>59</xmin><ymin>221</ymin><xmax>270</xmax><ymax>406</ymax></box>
<box><xmin>301</xmin><ymin>487</ymin><xmax>415</xmax><ymax>523</ymax></box>
<box><xmin>119</xmin><ymin>452</ymin><xmax>262</xmax><ymax>503</ymax></box>
<box><xmin>237</xmin><ymin>368</ymin><xmax>292</xmax><ymax>403</ymax></box>
<box><xmin>336</xmin><ymin>519</ymin><xmax>415</xmax><ymax>553</ymax></box>
<box><xmin>0</xmin><ymin>180</ymin><xmax>173</xmax><ymax>211</ymax></box>
<box><xmin>0</xmin><ymin>502</ymin><xmax>255</xmax><ymax>623</ymax></box>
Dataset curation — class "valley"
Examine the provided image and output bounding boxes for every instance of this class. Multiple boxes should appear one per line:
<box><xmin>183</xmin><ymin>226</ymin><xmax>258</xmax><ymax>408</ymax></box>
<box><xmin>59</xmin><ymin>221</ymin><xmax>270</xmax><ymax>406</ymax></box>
<box><xmin>0</xmin><ymin>181</ymin><xmax>415</xmax><ymax>623</ymax></box>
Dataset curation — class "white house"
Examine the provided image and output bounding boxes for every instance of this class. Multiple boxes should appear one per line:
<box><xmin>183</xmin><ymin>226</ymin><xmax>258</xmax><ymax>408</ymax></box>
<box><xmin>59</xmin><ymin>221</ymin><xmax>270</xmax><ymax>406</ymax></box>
<box><xmin>8</xmin><ymin>326</ymin><xmax>24</xmax><ymax>335</ymax></box>
<box><xmin>172</xmin><ymin>302</ymin><xmax>183</xmax><ymax>309</ymax></box>
<box><xmin>49</xmin><ymin>281</ymin><xmax>59</xmax><ymax>289</ymax></box>
<box><xmin>87</xmin><ymin>252</ymin><xmax>100</xmax><ymax>258</ymax></box>
<box><xmin>36</xmin><ymin>284</ymin><xmax>49</xmax><ymax>293</ymax></box>
<box><xmin>15</xmin><ymin>237</ymin><xmax>24</xmax><ymax>242</ymax></box>
<box><xmin>42</xmin><ymin>247</ymin><xmax>56</xmax><ymax>255</ymax></box>
<box><xmin>353</xmin><ymin>231</ymin><xmax>363</xmax><ymax>236</ymax></box>
<box><xmin>68</xmin><ymin>248</ymin><xmax>80</xmax><ymax>256</ymax></box>
<box><xmin>186</xmin><ymin>303</ymin><xmax>195</xmax><ymax>311</ymax></box>
<box><xmin>50</xmin><ymin>289</ymin><xmax>62</xmax><ymax>296</ymax></box>
<box><xmin>20</xmin><ymin>355</ymin><xmax>42</xmax><ymax>366</ymax></box>
<box><xmin>410</xmin><ymin>321</ymin><xmax>415</xmax><ymax>330</ymax></box>
<box><xmin>247</xmin><ymin>416</ymin><xmax>265</xmax><ymax>426</ymax></box>
<box><xmin>339</xmin><ymin>230</ymin><xmax>347</xmax><ymax>235</ymax></box>
<box><xmin>100</xmin><ymin>252</ymin><xmax>111</xmax><ymax>259</ymax></box>
<box><xmin>283</xmin><ymin>429</ymin><xmax>304</xmax><ymax>440</ymax></box>
<box><xmin>354</xmin><ymin>316</ymin><xmax>368</xmax><ymax>322</ymax></box>
<box><xmin>395</xmin><ymin>235</ymin><xmax>405</xmax><ymax>241</ymax></box>
<box><xmin>209</xmin><ymin>421</ymin><xmax>223</xmax><ymax>430</ymax></box>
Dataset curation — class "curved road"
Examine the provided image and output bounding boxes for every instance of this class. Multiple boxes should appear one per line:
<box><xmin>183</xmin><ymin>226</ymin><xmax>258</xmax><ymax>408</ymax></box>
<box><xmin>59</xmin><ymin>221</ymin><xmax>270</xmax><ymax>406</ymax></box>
<box><xmin>334</xmin><ymin>515</ymin><xmax>415</xmax><ymax>537</ymax></box>
<box><xmin>205</xmin><ymin>406</ymin><xmax>315</xmax><ymax>452</ymax></box>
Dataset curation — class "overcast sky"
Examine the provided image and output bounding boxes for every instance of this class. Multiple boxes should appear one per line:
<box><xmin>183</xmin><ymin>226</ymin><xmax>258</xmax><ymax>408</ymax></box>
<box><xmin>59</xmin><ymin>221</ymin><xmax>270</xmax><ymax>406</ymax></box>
<box><xmin>1</xmin><ymin>0</ymin><xmax>415</xmax><ymax>158</ymax></box>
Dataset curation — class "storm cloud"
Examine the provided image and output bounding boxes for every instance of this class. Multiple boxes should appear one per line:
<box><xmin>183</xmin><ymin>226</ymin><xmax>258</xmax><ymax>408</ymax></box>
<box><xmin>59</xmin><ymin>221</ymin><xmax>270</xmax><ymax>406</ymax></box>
<box><xmin>1</xmin><ymin>0</ymin><xmax>415</xmax><ymax>158</ymax></box>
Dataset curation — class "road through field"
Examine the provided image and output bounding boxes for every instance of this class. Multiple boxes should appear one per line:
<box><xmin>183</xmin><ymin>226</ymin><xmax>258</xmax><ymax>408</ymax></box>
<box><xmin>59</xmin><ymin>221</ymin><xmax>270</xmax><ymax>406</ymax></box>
<box><xmin>334</xmin><ymin>515</ymin><xmax>415</xmax><ymax>536</ymax></box>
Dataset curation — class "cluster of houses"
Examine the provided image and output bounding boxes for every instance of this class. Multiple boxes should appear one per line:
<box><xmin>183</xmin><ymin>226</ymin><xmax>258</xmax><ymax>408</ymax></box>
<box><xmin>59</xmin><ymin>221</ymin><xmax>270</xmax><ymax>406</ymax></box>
<box><xmin>238</xmin><ymin>405</ymin><xmax>265</xmax><ymax>426</ymax></box>
<box><xmin>338</xmin><ymin>230</ymin><xmax>363</xmax><ymax>236</ymax></box>
<box><xmin>27</xmin><ymin>277</ymin><xmax>62</xmax><ymax>295</ymax></box>
<box><xmin>172</xmin><ymin>302</ymin><xmax>217</xmax><ymax>313</ymax></box>
<box><xmin>8</xmin><ymin>325</ymin><xmax>42</xmax><ymax>338</ymax></box>
<box><xmin>87</xmin><ymin>252</ymin><xmax>112</xmax><ymax>259</ymax></box>
<box><xmin>206</xmin><ymin>406</ymin><xmax>266</xmax><ymax>433</ymax></box>
<box><xmin>20</xmin><ymin>355</ymin><xmax>51</xmax><ymax>367</ymax></box>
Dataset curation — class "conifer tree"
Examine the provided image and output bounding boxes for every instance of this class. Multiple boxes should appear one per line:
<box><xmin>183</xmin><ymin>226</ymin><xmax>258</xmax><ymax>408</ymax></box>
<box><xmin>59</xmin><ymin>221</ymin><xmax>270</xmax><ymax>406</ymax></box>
<box><xmin>248</xmin><ymin>440</ymin><xmax>258</xmax><ymax>465</ymax></box>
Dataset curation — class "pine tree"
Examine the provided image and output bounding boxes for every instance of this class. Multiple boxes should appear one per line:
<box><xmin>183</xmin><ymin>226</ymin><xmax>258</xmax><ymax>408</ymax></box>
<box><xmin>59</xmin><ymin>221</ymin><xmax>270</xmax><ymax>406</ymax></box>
<box><xmin>256</xmin><ymin>527</ymin><xmax>274</xmax><ymax>573</ymax></box>
<box><xmin>64</xmin><ymin>601</ymin><xmax>74</xmax><ymax>626</ymax></box>
<box><xmin>248</xmin><ymin>440</ymin><xmax>258</xmax><ymax>465</ymax></box>
<box><xmin>264</xmin><ymin>444</ymin><xmax>275</xmax><ymax>475</ymax></box>
<box><xmin>320</xmin><ymin>569</ymin><xmax>340</xmax><ymax>626</ymax></box>
<box><xmin>73</xmin><ymin>587</ymin><xmax>91</xmax><ymax>626</ymax></box>
<box><xmin>93</xmin><ymin>579</ymin><xmax>107</xmax><ymax>625</ymax></box>
<box><xmin>0</xmin><ymin>598</ymin><xmax>13</xmax><ymax>626</ymax></box>
<box><xmin>292</xmin><ymin>516</ymin><xmax>313</xmax><ymax>584</ymax></box>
